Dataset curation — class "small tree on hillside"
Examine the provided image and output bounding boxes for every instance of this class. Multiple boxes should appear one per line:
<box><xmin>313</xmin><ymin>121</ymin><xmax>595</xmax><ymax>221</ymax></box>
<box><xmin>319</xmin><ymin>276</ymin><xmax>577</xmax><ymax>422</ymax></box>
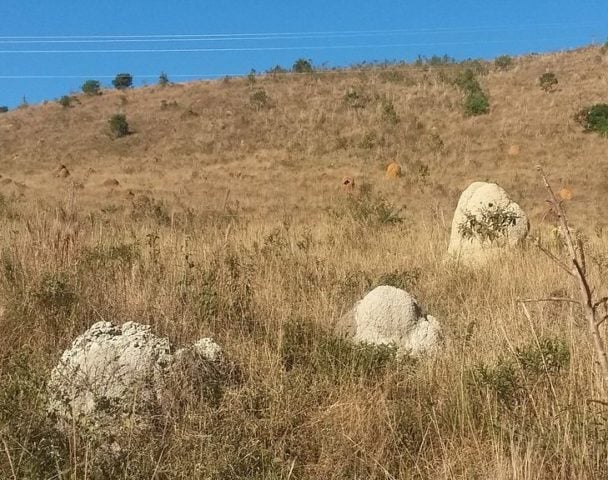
<box><xmin>292</xmin><ymin>58</ymin><xmax>313</xmax><ymax>74</ymax></box>
<box><xmin>158</xmin><ymin>72</ymin><xmax>170</xmax><ymax>87</ymax></box>
<box><xmin>0</xmin><ymin>106</ymin><xmax>8</xmax><ymax>114</ymax></box>
<box><xmin>539</xmin><ymin>72</ymin><xmax>558</xmax><ymax>92</ymax></box>
<box><xmin>576</xmin><ymin>104</ymin><xmax>608</xmax><ymax>136</ymax></box>
<box><xmin>82</xmin><ymin>80</ymin><xmax>101</xmax><ymax>96</ymax></box>
<box><xmin>112</xmin><ymin>73</ymin><xmax>133</xmax><ymax>90</ymax></box>
<box><xmin>58</xmin><ymin>95</ymin><xmax>73</xmax><ymax>108</ymax></box>
<box><xmin>109</xmin><ymin>113</ymin><xmax>129</xmax><ymax>138</ymax></box>
<box><xmin>495</xmin><ymin>55</ymin><xmax>513</xmax><ymax>70</ymax></box>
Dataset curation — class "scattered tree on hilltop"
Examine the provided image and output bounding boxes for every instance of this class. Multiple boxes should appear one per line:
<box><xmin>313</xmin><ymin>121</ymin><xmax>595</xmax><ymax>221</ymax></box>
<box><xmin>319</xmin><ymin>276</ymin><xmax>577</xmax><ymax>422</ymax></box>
<box><xmin>81</xmin><ymin>80</ymin><xmax>101</xmax><ymax>96</ymax></box>
<box><xmin>292</xmin><ymin>58</ymin><xmax>313</xmax><ymax>74</ymax></box>
<box><xmin>158</xmin><ymin>72</ymin><xmax>170</xmax><ymax>87</ymax></box>
<box><xmin>112</xmin><ymin>73</ymin><xmax>133</xmax><ymax>90</ymax></box>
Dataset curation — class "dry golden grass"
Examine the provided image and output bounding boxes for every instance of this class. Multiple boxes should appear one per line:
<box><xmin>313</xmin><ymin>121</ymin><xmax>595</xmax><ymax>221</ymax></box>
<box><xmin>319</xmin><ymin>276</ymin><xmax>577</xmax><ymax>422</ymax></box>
<box><xmin>1</xmin><ymin>46</ymin><xmax>608</xmax><ymax>478</ymax></box>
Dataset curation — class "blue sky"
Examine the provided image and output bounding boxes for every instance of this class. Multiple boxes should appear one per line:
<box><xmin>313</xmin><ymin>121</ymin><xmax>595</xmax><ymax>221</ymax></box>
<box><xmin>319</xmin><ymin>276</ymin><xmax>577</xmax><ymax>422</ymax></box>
<box><xmin>0</xmin><ymin>0</ymin><xmax>607</xmax><ymax>108</ymax></box>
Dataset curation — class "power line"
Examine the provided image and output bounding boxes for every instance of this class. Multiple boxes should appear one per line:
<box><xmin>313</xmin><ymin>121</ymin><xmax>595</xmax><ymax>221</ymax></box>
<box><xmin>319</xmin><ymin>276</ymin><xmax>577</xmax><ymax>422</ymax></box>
<box><xmin>0</xmin><ymin>22</ymin><xmax>602</xmax><ymax>45</ymax></box>
<box><xmin>0</xmin><ymin>21</ymin><xmax>602</xmax><ymax>41</ymax></box>
<box><xmin>0</xmin><ymin>35</ymin><xmax>591</xmax><ymax>55</ymax></box>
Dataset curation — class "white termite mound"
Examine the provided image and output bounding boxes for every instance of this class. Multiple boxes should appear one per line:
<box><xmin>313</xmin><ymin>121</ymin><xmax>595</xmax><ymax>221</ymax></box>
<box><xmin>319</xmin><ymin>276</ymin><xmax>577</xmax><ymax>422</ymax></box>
<box><xmin>448</xmin><ymin>182</ymin><xmax>529</xmax><ymax>263</ymax></box>
<box><xmin>48</xmin><ymin>321</ymin><xmax>225</xmax><ymax>438</ymax></box>
<box><xmin>343</xmin><ymin>285</ymin><xmax>441</xmax><ymax>357</ymax></box>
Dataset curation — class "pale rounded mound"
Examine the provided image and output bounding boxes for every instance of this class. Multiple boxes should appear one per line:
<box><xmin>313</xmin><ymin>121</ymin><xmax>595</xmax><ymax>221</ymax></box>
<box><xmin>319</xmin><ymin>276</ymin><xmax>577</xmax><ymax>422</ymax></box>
<box><xmin>385</xmin><ymin>162</ymin><xmax>402</xmax><ymax>179</ymax></box>
<box><xmin>559</xmin><ymin>187</ymin><xmax>573</xmax><ymax>200</ymax></box>
<box><xmin>48</xmin><ymin>321</ymin><xmax>225</xmax><ymax>436</ymax></box>
<box><xmin>448</xmin><ymin>181</ymin><xmax>529</xmax><ymax>263</ymax></box>
<box><xmin>346</xmin><ymin>285</ymin><xmax>441</xmax><ymax>357</ymax></box>
<box><xmin>507</xmin><ymin>145</ymin><xmax>520</xmax><ymax>156</ymax></box>
<box><xmin>103</xmin><ymin>178</ymin><xmax>120</xmax><ymax>187</ymax></box>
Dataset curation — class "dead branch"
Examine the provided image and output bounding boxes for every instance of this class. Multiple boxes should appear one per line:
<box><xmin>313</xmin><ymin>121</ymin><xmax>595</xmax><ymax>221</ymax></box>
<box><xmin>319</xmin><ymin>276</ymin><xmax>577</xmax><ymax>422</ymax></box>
<box><xmin>518</xmin><ymin>297</ymin><xmax>579</xmax><ymax>305</ymax></box>
<box><xmin>533</xmin><ymin>239</ymin><xmax>575</xmax><ymax>277</ymax></box>
<box><xmin>536</xmin><ymin>165</ymin><xmax>608</xmax><ymax>395</ymax></box>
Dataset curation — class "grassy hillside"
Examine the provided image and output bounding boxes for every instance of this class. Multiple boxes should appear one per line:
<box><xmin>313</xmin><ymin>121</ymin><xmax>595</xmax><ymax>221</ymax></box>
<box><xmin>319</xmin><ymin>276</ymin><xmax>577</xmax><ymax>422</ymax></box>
<box><xmin>0</xmin><ymin>46</ymin><xmax>607</xmax><ymax>223</ymax></box>
<box><xmin>1</xmin><ymin>46</ymin><xmax>608</xmax><ymax>478</ymax></box>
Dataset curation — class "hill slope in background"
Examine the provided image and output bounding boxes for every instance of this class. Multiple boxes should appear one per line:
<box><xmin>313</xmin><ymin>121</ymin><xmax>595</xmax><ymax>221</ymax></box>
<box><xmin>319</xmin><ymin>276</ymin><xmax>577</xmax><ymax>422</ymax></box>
<box><xmin>1</xmin><ymin>45</ymin><xmax>607</xmax><ymax>227</ymax></box>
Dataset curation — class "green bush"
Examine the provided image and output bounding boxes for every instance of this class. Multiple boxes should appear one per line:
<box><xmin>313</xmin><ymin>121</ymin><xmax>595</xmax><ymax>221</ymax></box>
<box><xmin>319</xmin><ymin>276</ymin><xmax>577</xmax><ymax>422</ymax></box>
<box><xmin>454</xmin><ymin>68</ymin><xmax>482</xmax><ymax>92</ymax></box>
<box><xmin>34</xmin><ymin>273</ymin><xmax>76</xmax><ymax>313</ymax></box>
<box><xmin>81</xmin><ymin>79</ymin><xmax>101</xmax><ymax>96</ymax></box>
<box><xmin>381</xmin><ymin>98</ymin><xmax>400</xmax><ymax>124</ymax></box>
<box><xmin>332</xmin><ymin>182</ymin><xmax>404</xmax><ymax>226</ymax></box>
<box><xmin>470</xmin><ymin>337</ymin><xmax>570</xmax><ymax>408</ymax></box>
<box><xmin>108</xmin><ymin>113</ymin><xmax>129</xmax><ymax>138</ymax></box>
<box><xmin>495</xmin><ymin>55</ymin><xmax>513</xmax><ymax>70</ymax></box>
<box><xmin>292</xmin><ymin>58</ymin><xmax>314</xmax><ymax>74</ymax></box>
<box><xmin>458</xmin><ymin>205</ymin><xmax>519</xmax><ymax>242</ymax></box>
<box><xmin>464</xmin><ymin>89</ymin><xmax>490</xmax><ymax>116</ymax></box>
<box><xmin>515</xmin><ymin>337</ymin><xmax>570</xmax><ymax>376</ymax></box>
<box><xmin>539</xmin><ymin>72</ymin><xmax>558</xmax><ymax>92</ymax></box>
<box><xmin>576</xmin><ymin>104</ymin><xmax>608</xmax><ymax>136</ymax></box>
<box><xmin>250</xmin><ymin>89</ymin><xmax>270</xmax><ymax>110</ymax></box>
<box><xmin>0</xmin><ymin>106</ymin><xmax>8</xmax><ymax>114</ymax></box>
<box><xmin>112</xmin><ymin>73</ymin><xmax>133</xmax><ymax>90</ymax></box>
<box><xmin>343</xmin><ymin>87</ymin><xmax>368</xmax><ymax>109</ymax></box>
<box><xmin>58</xmin><ymin>95</ymin><xmax>73</xmax><ymax>108</ymax></box>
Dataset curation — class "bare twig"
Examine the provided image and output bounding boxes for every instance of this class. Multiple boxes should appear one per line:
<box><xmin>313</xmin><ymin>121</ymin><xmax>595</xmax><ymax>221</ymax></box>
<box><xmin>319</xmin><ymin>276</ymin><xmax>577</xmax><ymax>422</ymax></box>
<box><xmin>593</xmin><ymin>297</ymin><xmax>608</xmax><ymax>310</ymax></box>
<box><xmin>537</xmin><ymin>165</ymin><xmax>608</xmax><ymax>395</ymax></box>
<box><xmin>533</xmin><ymin>239</ymin><xmax>576</xmax><ymax>277</ymax></box>
<box><xmin>1</xmin><ymin>437</ymin><xmax>17</xmax><ymax>480</ymax></box>
<box><xmin>518</xmin><ymin>297</ymin><xmax>579</xmax><ymax>305</ymax></box>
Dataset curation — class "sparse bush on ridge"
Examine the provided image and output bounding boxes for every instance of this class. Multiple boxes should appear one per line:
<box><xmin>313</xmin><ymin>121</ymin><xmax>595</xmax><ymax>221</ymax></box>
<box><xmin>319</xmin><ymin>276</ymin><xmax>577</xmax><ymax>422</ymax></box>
<box><xmin>414</xmin><ymin>54</ymin><xmax>456</xmax><ymax>66</ymax></box>
<box><xmin>0</xmin><ymin>106</ymin><xmax>8</xmax><ymax>113</ymax></box>
<box><xmin>495</xmin><ymin>54</ymin><xmax>514</xmax><ymax>70</ymax></box>
<box><xmin>58</xmin><ymin>95</ymin><xmax>73</xmax><ymax>108</ymax></box>
<box><xmin>267</xmin><ymin>64</ymin><xmax>287</xmax><ymax>75</ymax></box>
<box><xmin>292</xmin><ymin>58</ymin><xmax>314</xmax><ymax>74</ymax></box>
<box><xmin>81</xmin><ymin>79</ymin><xmax>101</xmax><ymax>96</ymax></box>
<box><xmin>112</xmin><ymin>73</ymin><xmax>133</xmax><ymax>90</ymax></box>
<box><xmin>158</xmin><ymin>71</ymin><xmax>170</xmax><ymax>86</ymax></box>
